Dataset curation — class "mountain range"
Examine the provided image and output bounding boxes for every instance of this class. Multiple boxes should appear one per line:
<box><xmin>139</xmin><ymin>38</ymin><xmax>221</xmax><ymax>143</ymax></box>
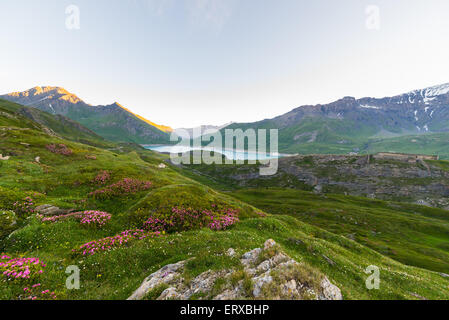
<box><xmin>0</xmin><ymin>86</ymin><xmax>173</xmax><ymax>145</ymax></box>
<box><xmin>174</xmin><ymin>122</ymin><xmax>234</xmax><ymax>139</ymax></box>
<box><xmin>2</xmin><ymin>83</ymin><xmax>449</xmax><ymax>158</ymax></box>
<box><xmin>222</xmin><ymin>83</ymin><xmax>449</xmax><ymax>158</ymax></box>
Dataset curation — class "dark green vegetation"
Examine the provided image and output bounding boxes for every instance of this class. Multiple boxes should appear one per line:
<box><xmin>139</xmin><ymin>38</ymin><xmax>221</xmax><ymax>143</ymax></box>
<box><xmin>1</xmin><ymin>99</ymin><xmax>449</xmax><ymax>300</ymax></box>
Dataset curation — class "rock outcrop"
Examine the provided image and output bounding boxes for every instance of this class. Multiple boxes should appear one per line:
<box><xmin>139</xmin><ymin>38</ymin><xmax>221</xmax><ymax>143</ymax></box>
<box><xmin>128</xmin><ymin>239</ymin><xmax>342</xmax><ymax>301</ymax></box>
<box><xmin>35</xmin><ymin>205</ymin><xmax>75</xmax><ymax>216</ymax></box>
<box><xmin>193</xmin><ymin>154</ymin><xmax>449</xmax><ymax>208</ymax></box>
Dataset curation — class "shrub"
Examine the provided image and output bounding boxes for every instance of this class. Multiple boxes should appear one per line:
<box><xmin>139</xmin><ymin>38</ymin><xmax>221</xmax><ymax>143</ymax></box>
<box><xmin>46</xmin><ymin>144</ymin><xmax>73</xmax><ymax>156</ymax></box>
<box><xmin>207</xmin><ymin>208</ymin><xmax>239</xmax><ymax>231</ymax></box>
<box><xmin>72</xmin><ymin>229</ymin><xmax>161</xmax><ymax>256</ymax></box>
<box><xmin>22</xmin><ymin>283</ymin><xmax>57</xmax><ymax>300</ymax></box>
<box><xmin>0</xmin><ymin>255</ymin><xmax>46</xmax><ymax>281</ymax></box>
<box><xmin>93</xmin><ymin>170</ymin><xmax>110</xmax><ymax>185</ymax></box>
<box><xmin>79</xmin><ymin>210</ymin><xmax>112</xmax><ymax>228</ymax></box>
<box><xmin>143</xmin><ymin>206</ymin><xmax>239</xmax><ymax>233</ymax></box>
<box><xmin>88</xmin><ymin>178</ymin><xmax>152</xmax><ymax>200</ymax></box>
<box><xmin>41</xmin><ymin>210</ymin><xmax>111</xmax><ymax>228</ymax></box>
<box><xmin>13</xmin><ymin>197</ymin><xmax>35</xmax><ymax>218</ymax></box>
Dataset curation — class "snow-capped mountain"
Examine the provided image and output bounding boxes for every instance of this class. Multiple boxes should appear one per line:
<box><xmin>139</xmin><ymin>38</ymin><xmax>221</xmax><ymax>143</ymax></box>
<box><xmin>223</xmin><ymin>82</ymin><xmax>449</xmax><ymax>154</ymax></box>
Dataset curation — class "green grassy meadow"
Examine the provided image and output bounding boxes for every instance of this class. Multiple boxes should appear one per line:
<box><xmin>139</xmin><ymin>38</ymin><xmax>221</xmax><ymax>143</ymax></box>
<box><xmin>1</xmin><ymin>99</ymin><xmax>449</xmax><ymax>300</ymax></box>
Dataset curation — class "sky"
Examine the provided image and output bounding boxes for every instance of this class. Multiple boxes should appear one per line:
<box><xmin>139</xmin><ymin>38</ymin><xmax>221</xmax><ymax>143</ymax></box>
<box><xmin>1</xmin><ymin>0</ymin><xmax>449</xmax><ymax>128</ymax></box>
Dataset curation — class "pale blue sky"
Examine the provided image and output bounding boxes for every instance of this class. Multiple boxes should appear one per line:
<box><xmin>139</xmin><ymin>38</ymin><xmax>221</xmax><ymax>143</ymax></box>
<box><xmin>1</xmin><ymin>0</ymin><xmax>449</xmax><ymax>127</ymax></box>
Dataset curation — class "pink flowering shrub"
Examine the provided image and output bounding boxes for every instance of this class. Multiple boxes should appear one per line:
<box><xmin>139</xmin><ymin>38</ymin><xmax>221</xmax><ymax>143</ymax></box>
<box><xmin>143</xmin><ymin>217</ymin><xmax>174</xmax><ymax>232</ymax></box>
<box><xmin>143</xmin><ymin>206</ymin><xmax>239</xmax><ymax>233</ymax></box>
<box><xmin>206</xmin><ymin>208</ymin><xmax>240</xmax><ymax>231</ymax></box>
<box><xmin>72</xmin><ymin>229</ymin><xmax>161</xmax><ymax>256</ymax></box>
<box><xmin>0</xmin><ymin>255</ymin><xmax>46</xmax><ymax>281</ymax></box>
<box><xmin>22</xmin><ymin>283</ymin><xmax>57</xmax><ymax>300</ymax></box>
<box><xmin>255</xmin><ymin>212</ymin><xmax>267</xmax><ymax>218</ymax></box>
<box><xmin>88</xmin><ymin>178</ymin><xmax>152</xmax><ymax>200</ymax></box>
<box><xmin>13</xmin><ymin>197</ymin><xmax>35</xmax><ymax>218</ymax></box>
<box><xmin>46</xmin><ymin>144</ymin><xmax>73</xmax><ymax>156</ymax></box>
<box><xmin>93</xmin><ymin>170</ymin><xmax>110</xmax><ymax>185</ymax></box>
<box><xmin>79</xmin><ymin>210</ymin><xmax>111</xmax><ymax>228</ymax></box>
<box><xmin>41</xmin><ymin>211</ymin><xmax>111</xmax><ymax>228</ymax></box>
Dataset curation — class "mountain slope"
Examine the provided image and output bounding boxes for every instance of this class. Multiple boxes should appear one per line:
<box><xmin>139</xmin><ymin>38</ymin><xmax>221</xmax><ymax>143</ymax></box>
<box><xmin>222</xmin><ymin>83</ymin><xmax>449</xmax><ymax>156</ymax></box>
<box><xmin>0</xmin><ymin>98</ymin><xmax>111</xmax><ymax>147</ymax></box>
<box><xmin>0</xmin><ymin>86</ymin><xmax>173</xmax><ymax>144</ymax></box>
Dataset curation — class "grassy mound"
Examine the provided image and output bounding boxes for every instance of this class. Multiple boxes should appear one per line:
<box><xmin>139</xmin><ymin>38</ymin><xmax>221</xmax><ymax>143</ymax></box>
<box><xmin>125</xmin><ymin>183</ymin><xmax>260</xmax><ymax>227</ymax></box>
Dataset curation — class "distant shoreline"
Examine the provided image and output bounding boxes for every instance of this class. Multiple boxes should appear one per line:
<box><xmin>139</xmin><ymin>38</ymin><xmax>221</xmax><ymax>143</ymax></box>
<box><xmin>141</xmin><ymin>144</ymin><xmax>292</xmax><ymax>157</ymax></box>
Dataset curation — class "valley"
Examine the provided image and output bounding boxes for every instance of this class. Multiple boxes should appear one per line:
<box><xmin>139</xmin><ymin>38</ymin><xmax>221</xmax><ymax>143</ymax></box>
<box><xmin>1</xmin><ymin>97</ymin><xmax>449</xmax><ymax>300</ymax></box>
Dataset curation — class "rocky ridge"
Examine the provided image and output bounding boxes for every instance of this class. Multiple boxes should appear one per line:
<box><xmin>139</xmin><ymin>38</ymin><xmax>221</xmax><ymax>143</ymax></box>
<box><xmin>198</xmin><ymin>154</ymin><xmax>449</xmax><ymax>208</ymax></box>
<box><xmin>127</xmin><ymin>239</ymin><xmax>342</xmax><ymax>300</ymax></box>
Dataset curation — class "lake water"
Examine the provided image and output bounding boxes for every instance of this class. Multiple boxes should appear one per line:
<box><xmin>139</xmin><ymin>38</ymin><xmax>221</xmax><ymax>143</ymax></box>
<box><xmin>144</xmin><ymin>145</ymin><xmax>284</xmax><ymax>161</ymax></box>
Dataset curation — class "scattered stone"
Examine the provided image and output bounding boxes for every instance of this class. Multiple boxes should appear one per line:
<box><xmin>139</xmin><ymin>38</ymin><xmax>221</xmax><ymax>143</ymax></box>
<box><xmin>85</xmin><ymin>155</ymin><xmax>97</xmax><ymax>160</ymax></box>
<box><xmin>410</xmin><ymin>292</ymin><xmax>427</xmax><ymax>300</ymax></box>
<box><xmin>270</xmin><ymin>253</ymin><xmax>289</xmax><ymax>266</ymax></box>
<box><xmin>158</xmin><ymin>163</ymin><xmax>167</xmax><ymax>169</ymax></box>
<box><xmin>319</xmin><ymin>277</ymin><xmax>343</xmax><ymax>300</ymax></box>
<box><xmin>440</xmin><ymin>273</ymin><xmax>449</xmax><ymax>278</ymax></box>
<box><xmin>226</xmin><ymin>248</ymin><xmax>236</xmax><ymax>257</ymax></box>
<box><xmin>184</xmin><ymin>270</ymin><xmax>229</xmax><ymax>299</ymax></box>
<box><xmin>281</xmin><ymin>279</ymin><xmax>299</xmax><ymax>298</ymax></box>
<box><xmin>0</xmin><ymin>154</ymin><xmax>10</xmax><ymax>160</ymax></box>
<box><xmin>127</xmin><ymin>239</ymin><xmax>343</xmax><ymax>301</ymax></box>
<box><xmin>252</xmin><ymin>272</ymin><xmax>273</xmax><ymax>298</ymax></box>
<box><xmin>214</xmin><ymin>287</ymin><xmax>241</xmax><ymax>300</ymax></box>
<box><xmin>35</xmin><ymin>204</ymin><xmax>75</xmax><ymax>216</ymax></box>
<box><xmin>157</xmin><ymin>287</ymin><xmax>180</xmax><ymax>300</ymax></box>
<box><xmin>256</xmin><ymin>260</ymin><xmax>271</xmax><ymax>273</ymax></box>
<box><xmin>127</xmin><ymin>260</ymin><xmax>187</xmax><ymax>300</ymax></box>
<box><xmin>313</xmin><ymin>185</ymin><xmax>323</xmax><ymax>194</ymax></box>
<box><xmin>35</xmin><ymin>156</ymin><xmax>40</xmax><ymax>163</ymax></box>
<box><xmin>322</xmin><ymin>254</ymin><xmax>336</xmax><ymax>266</ymax></box>
<box><xmin>264</xmin><ymin>239</ymin><xmax>276</xmax><ymax>250</ymax></box>
<box><xmin>20</xmin><ymin>142</ymin><xmax>30</xmax><ymax>147</ymax></box>
<box><xmin>416</xmin><ymin>199</ymin><xmax>432</xmax><ymax>207</ymax></box>
<box><xmin>241</xmin><ymin>248</ymin><xmax>262</xmax><ymax>267</ymax></box>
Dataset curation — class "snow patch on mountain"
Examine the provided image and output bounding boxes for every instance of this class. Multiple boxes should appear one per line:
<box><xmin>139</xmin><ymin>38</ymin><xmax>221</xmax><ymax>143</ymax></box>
<box><xmin>406</xmin><ymin>83</ymin><xmax>449</xmax><ymax>105</ymax></box>
<box><xmin>359</xmin><ymin>104</ymin><xmax>380</xmax><ymax>110</ymax></box>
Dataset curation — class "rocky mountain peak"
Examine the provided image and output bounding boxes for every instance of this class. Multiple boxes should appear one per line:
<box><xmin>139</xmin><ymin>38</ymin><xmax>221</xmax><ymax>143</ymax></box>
<box><xmin>6</xmin><ymin>86</ymin><xmax>83</xmax><ymax>105</ymax></box>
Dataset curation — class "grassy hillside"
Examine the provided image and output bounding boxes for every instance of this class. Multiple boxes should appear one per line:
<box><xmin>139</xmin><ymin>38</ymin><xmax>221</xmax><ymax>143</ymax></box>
<box><xmin>0</xmin><ymin>99</ymin><xmax>112</xmax><ymax>149</ymax></box>
<box><xmin>217</xmin><ymin>118</ymin><xmax>449</xmax><ymax>159</ymax></box>
<box><xmin>176</xmin><ymin>154</ymin><xmax>449</xmax><ymax>209</ymax></box>
<box><xmin>362</xmin><ymin>133</ymin><xmax>449</xmax><ymax>160</ymax></box>
<box><xmin>230</xmin><ymin>189</ymin><xmax>449</xmax><ymax>274</ymax></box>
<box><xmin>175</xmin><ymin>159</ymin><xmax>449</xmax><ymax>273</ymax></box>
<box><xmin>1</xmin><ymin>106</ymin><xmax>449</xmax><ymax>300</ymax></box>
